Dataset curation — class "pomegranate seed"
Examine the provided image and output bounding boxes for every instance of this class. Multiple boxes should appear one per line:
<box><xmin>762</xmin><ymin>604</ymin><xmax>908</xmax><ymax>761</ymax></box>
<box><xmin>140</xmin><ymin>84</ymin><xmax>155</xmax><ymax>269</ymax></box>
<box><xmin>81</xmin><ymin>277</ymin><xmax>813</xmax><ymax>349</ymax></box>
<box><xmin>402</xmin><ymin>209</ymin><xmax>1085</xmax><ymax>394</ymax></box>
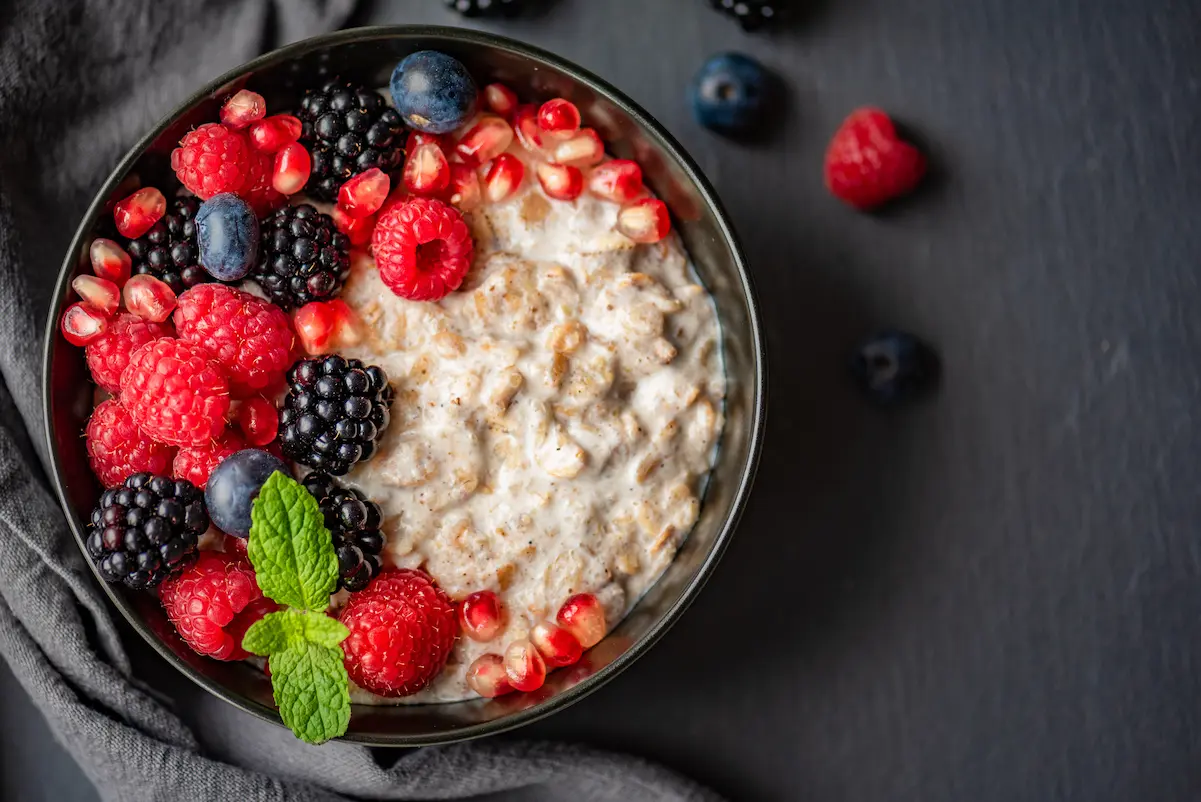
<box><xmin>459</xmin><ymin>591</ymin><xmax>506</xmax><ymax>642</ymax></box>
<box><xmin>406</xmin><ymin>130</ymin><xmax>453</xmax><ymax>154</ymax></box>
<box><xmin>530</xmin><ymin>620</ymin><xmax>583</xmax><ymax>667</ymax></box>
<box><xmin>293</xmin><ymin>301</ymin><xmax>336</xmax><ymax>355</ymax></box>
<box><xmin>504</xmin><ymin>638</ymin><xmax>547</xmax><ymax>692</ymax></box>
<box><xmin>339</xmin><ymin>168</ymin><xmax>391</xmax><ymax>217</ymax></box>
<box><xmin>122</xmin><ymin>274</ymin><xmax>177</xmax><ymax>323</ymax></box>
<box><xmin>402</xmin><ymin>143</ymin><xmax>450</xmax><ymax>196</ymax></box>
<box><xmin>536</xmin><ymin>162</ymin><xmax>584</xmax><ymax>201</ymax></box>
<box><xmin>555</xmin><ymin>593</ymin><xmax>606</xmax><ymax>649</ymax></box>
<box><xmin>71</xmin><ymin>275</ymin><xmax>120</xmax><ymax>315</ymax></box>
<box><xmin>272</xmin><ymin>142</ymin><xmax>311</xmax><ymax>195</ymax></box>
<box><xmin>616</xmin><ymin>198</ymin><xmax>672</xmax><ymax>244</ymax></box>
<box><xmin>89</xmin><ymin>238</ymin><xmax>131</xmax><ymax>286</ymax></box>
<box><xmin>550</xmin><ymin>128</ymin><xmax>604</xmax><ymax>168</ymax></box>
<box><xmin>249</xmin><ymin>114</ymin><xmax>302</xmax><ymax>153</ymax></box>
<box><xmin>445</xmin><ymin>163</ymin><xmax>482</xmax><ymax>211</ymax></box>
<box><xmin>484</xmin><ymin>154</ymin><xmax>525</xmax><ymax>203</ymax></box>
<box><xmin>588</xmin><ymin>160</ymin><xmax>645</xmax><ymax>203</ymax></box>
<box><xmin>236</xmin><ymin>397</ymin><xmax>279</xmax><ymax>447</ymax></box>
<box><xmin>60</xmin><ymin>303</ymin><xmax>108</xmax><ymax>346</ymax></box>
<box><xmin>293</xmin><ymin>300</ymin><xmax>361</xmax><ymax>354</ymax></box>
<box><xmin>113</xmin><ymin>187</ymin><xmax>166</xmax><ymax>239</ymax></box>
<box><xmin>484</xmin><ymin>83</ymin><xmax>519</xmax><ymax>118</ymax></box>
<box><xmin>455</xmin><ymin>115</ymin><xmax>514</xmax><ymax>167</ymax></box>
<box><xmin>537</xmin><ymin>99</ymin><xmax>581</xmax><ymax>140</ymax></box>
<box><xmin>326</xmin><ymin>299</ymin><xmax>363</xmax><ymax>347</ymax></box>
<box><xmin>220</xmin><ymin>90</ymin><xmax>266</xmax><ymax>129</ymax></box>
<box><xmin>332</xmin><ymin>205</ymin><xmax>377</xmax><ymax>247</ymax></box>
<box><xmin>513</xmin><ymin>105</ymin><xmax>546</xmax><ymax>154</ymax></box>
<box><xmin>466</xmin><ymin>653</ymin><xmax>515</xmax><ymax>698</ymax></box>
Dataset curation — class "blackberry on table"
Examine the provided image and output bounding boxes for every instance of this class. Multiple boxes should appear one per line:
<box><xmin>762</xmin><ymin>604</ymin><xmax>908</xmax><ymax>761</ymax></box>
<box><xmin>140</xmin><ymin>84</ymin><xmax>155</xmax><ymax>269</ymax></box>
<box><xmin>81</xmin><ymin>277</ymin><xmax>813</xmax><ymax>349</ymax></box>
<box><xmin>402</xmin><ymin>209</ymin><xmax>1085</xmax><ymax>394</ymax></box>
<box><xmin>301</xmin><ymin>472</ymin><xmax>387</xmax><ymax>592</ymax></box>
<box><xmin>279</xmin><ymin>355</ymin><xmax>393</xmax><ymax>476</ymax></box>
<box><xmin>86</xmin><ymin>473</ymin><xmax>208</xmax><ymax>589</ymax></box>
<box><xmin>124</xmin><ymin>197</ymin><xmax>213</xmax><ymax>295</ymax></box>
<box><xmin>707</xmin><ymin>0</ymin><xmax>783</xmax><ymax>31</ymax></box>
<box><xmin>443</xmin><ymin>0</ymin><xmax>526</xmax><ymax>17</ymax></box>
<box><xmin>297</xmin><ymin>80</ymin><xmax>405</xmax><ymax>201</ymax></box>
<box><xmin>251</xmin><ymin>204</ymin><xmax>351</xmax><ymax>310</ymax></box>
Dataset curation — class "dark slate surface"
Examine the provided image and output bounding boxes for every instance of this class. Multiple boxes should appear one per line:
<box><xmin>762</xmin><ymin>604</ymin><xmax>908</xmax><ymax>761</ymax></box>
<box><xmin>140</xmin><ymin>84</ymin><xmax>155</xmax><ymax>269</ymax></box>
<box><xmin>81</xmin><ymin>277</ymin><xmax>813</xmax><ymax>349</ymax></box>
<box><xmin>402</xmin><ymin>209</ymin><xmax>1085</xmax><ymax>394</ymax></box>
<box><xmin>6</xmin><ymin>0</ymin><xmax>1201</xmax><ymax>800</ymax></box>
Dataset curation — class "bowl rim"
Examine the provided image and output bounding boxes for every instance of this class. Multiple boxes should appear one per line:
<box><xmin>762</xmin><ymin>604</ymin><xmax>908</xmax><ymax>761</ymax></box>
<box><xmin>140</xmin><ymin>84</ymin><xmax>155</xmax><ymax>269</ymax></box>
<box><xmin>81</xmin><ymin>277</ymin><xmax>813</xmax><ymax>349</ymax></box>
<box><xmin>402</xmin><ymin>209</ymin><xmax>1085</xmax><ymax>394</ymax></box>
<box><xmin>41</xmin><ymin>24</ymin><xmax>766</xmax><ymax>746</ymax></box>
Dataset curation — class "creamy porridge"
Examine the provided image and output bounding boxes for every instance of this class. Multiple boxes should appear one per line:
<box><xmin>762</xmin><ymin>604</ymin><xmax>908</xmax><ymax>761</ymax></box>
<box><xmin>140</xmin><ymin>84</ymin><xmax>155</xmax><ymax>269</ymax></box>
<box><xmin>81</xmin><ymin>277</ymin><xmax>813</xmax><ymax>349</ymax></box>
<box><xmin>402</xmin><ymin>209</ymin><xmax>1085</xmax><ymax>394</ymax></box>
<box><xmin>334</xmin><ymin>145</ymin><xmax>726</xmax><ymax>703</ymax></box>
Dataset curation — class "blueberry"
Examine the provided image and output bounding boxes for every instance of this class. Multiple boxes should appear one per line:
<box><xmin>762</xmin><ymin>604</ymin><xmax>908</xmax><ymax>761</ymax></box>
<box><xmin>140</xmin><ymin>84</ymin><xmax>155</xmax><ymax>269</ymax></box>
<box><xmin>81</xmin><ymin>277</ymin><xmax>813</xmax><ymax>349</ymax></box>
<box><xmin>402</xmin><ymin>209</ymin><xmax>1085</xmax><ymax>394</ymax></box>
<box><xmin>204</xmin><ymin>449</ymin><xmax>288</xmax><ymax>537</ymax></box>
<box><xmin>390</xmin><ymin>50</ymin><xmax>478</xmax><ymax>135</ymax></box>
<box><xmin>195</xmin><ymin>193</ymin><xmax>259</xmax><ymax>281</ymax></box>
<box><xmin>850</xmin><ymin>330</ymin><xmax>938</xmax><ymax>404</ymax></box>
<box><xmin>689</xmin><ymin>53</ymin><xmax>770</xmax><ymax>136</ymax></box>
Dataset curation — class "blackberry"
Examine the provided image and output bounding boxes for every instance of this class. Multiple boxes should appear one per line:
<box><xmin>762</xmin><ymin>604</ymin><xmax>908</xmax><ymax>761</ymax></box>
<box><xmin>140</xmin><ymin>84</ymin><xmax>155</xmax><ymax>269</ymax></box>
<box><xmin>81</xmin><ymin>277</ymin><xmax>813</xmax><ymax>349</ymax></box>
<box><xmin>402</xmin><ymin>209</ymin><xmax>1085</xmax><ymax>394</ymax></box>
<box><xmin>124</xmin><ymin>197</ymin><xmax>213</xmax><ymax>295</ymax></box>
<box><xmin>707</xmin><ymin>0</ymin><xmax>783</xmax><ymax>31</ymax></box>
<box><xmin>443</xmin><ymin>0</ymin><xmax>525</xmax><ymax>17</ymax></box>
<box><xmin>297</xmin><ymin>80</ymin><xmax>405</xmax><ymax>201</ymax></box>
<box><xmin>85</xmin><ymin>473</ymin><xmax>208</xmax><ymax>589</ymax></box>
<box><xmin>301</xmin><ymin>472</ymin><xmax>386</xmax><ymax>592</ymax></box>
<box><xmin>279</xmin><ymin>355</ymin><xmax>393</xmax><ymax>476</ymax></box>
<box><xmin>251</xmin><ymin>204</ymin><xmax>351</xmax><ymax>310</ymax></box>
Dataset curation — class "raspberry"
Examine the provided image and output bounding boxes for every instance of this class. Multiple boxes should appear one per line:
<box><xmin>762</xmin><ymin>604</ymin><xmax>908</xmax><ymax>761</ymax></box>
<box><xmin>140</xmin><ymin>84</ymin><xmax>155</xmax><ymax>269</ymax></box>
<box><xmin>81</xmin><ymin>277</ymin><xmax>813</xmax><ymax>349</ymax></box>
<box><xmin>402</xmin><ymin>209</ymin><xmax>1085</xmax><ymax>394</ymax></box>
<box><xmin>173</xmin><ymin>284</ymin><xmax>295</xmax><ymax>397</ymax></box>
<box><xmin>85</xmin><ymin>313</ymin><xmax>174</xmax><ymax>393</ymax></box>
<box><xmin>86</xmin><ymin>399</ymin><xmax>177</xmax><ymax>487</ymax></box>
<box><xmin>339</xmin><ymin>568</ymin><xmax>457</xmax><ymax>697</ymax></box>
<box><xmin>824</xmin><ymin>108</ymin><xmax>927</xmax><ymax>210</ymax></box>
<box><xmin>159</xmin><ymin>551</ymin><xmax>280</xmax><ymax>660</ymax></box>
<box><xmin>372</xmin><ymin>197</ymin><xmax>474</xmax><ymax>302</ymax></box>
<box><xmin>171</xmin><ymin>123</ymin><xmax>253</xmax><ymax>199</ymax></box>
<box><xmin>120</xmin><ymin>338</ymin><xmax>230</xmax><ymax>447</ymax></box>
<box><xmin>173</xmin><ymin>430</ymin><xmax>246</xmax><ymax>489</ymax></box>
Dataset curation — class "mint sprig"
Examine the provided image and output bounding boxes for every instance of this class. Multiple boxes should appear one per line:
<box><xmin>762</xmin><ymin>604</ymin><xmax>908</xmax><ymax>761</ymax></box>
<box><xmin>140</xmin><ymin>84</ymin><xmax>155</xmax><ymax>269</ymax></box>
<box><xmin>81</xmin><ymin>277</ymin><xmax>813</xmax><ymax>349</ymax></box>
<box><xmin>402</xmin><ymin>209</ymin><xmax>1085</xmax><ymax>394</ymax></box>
<box><xmin>242</xmin><ymin>471</ymin><xmax>350</xmax><ymax>745</ymax></box>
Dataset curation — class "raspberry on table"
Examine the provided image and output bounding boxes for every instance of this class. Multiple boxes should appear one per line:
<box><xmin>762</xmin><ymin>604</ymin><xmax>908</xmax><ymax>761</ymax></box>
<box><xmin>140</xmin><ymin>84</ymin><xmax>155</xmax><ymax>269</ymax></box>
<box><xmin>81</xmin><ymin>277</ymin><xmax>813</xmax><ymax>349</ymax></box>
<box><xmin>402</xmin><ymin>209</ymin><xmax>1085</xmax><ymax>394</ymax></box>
<box><xmin>86</xmin><ymin>399</ymin><xmax>177</xmax><ymax>487</ymax></box>
<box><xmin>251</xmin><ymin>204</ymin><xmax>351</xmax><ymax>311</ymax></box>
<box><xmin>85</xmin><ymin>473</ymin><xmax>208</xmax><ymax>588</ymax></box>
<box><xmin>301</xmin><ymin>472</ymin><xmax>386</xmax><ymax>592</ymax></box>
<box><xmin>123</xmin><ymin>197</ymin><xmax>213</xmax><ymax>295</ymax></box>
<box><xmin>120</xmin><ymin>338</ymin><xmax>230</xmax><ymax>447</ymax></box>
<box><xmin>297</xmin><ymin>81</ymin><xmax>405</xmax><ymax>201</ymax></box>
<box><xmin>278</xmin><ymin>355</ymin><xmax>393</xmax><ymax>476</ymax></box>
<box><xmin>339</xmin><ymin>568</ymin><xmax>457</xmax><ymax>697</ymax></box>
<box><xmin>824</xmin><ymin>107</ymin><xmax>927</xmax><ymax>210</ymax></box>
<box><xmin>173</xmin><ymin>430</ymin><xmax>246</xmax><ymax>489</ymax></box>
<box><xmin>372</xmin><ymin>196</ymin><xmax>474</xmax><ymax>302</ymax></box>
<box><xmin>85</xmin><ymin>313</ymin><xmax>174</xmax><ymax>394</ymax></box>
<box><xmin>171</xmin><ymin>123</ymin><xmax>253</xmax><ymax>199</ymax></box>
<box><xmin>173</xmin><ymin>284</ymin><xmax>295</xmax><ymax>397</ymax></box>
<box><xmin>159</xmin><ymin>551</ymin><xmax>280</xmax><ymax>660</ymax></box>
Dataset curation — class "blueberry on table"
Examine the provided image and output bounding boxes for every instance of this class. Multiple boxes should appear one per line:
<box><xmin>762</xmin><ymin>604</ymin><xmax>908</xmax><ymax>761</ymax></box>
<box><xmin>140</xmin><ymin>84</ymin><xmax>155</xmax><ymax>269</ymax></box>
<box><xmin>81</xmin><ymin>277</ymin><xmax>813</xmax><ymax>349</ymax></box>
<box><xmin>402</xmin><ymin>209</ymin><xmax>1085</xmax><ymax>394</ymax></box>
<box><xmin>195</xmin><ymin>194</ymin><xmax>259</xmax><ymax>281</ymax></box>
<box><xmin>689</xmin><ymin>53</ymin><xmax>769</xmax><ymax>136</ymax></box>
<box><xmin>851</xmin><ymin>330</ymin><xmax>938</xmax><ymax>404</ymax></box>
<box><xmin>204</xmin><ymin>449</ymin><xmax>288</xmax><ymax>537</ymax></box>
<box><xmin>390</xmin><ymin>51</ymin><xmax>479</xmax><ymax>135</ymax></box>
<box><xmin>708</xmin><ymin>0</ymin><xmax>783</xmax><ymax>31</ymax></box>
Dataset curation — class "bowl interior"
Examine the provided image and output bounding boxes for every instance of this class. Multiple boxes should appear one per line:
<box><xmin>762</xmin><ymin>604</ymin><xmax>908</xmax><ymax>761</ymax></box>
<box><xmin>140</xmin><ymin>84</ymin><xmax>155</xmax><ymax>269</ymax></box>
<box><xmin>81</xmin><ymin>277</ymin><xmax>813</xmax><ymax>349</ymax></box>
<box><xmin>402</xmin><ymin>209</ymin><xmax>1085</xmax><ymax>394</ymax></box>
<box><xmin>44</xmin><ymin>27</ymin><xmax>763</xmax><ymax>745</ymax></box>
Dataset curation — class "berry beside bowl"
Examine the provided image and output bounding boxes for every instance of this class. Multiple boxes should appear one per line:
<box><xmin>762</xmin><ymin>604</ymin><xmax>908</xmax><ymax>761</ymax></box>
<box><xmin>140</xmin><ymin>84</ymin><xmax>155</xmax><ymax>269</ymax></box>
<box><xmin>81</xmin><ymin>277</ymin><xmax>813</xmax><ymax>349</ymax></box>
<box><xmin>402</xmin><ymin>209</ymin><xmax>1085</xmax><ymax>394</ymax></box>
<box><xmin>43</xmin><ymin>27</ymin><xmax>764</xmax><ymax>746</ymax></box>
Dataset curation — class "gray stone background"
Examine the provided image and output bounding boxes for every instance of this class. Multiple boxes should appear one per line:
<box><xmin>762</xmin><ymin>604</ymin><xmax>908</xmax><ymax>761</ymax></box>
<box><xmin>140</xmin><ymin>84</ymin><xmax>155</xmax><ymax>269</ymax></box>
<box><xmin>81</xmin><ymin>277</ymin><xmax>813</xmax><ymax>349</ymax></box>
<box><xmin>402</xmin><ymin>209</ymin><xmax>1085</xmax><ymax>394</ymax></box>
<box><xmin>5</xmin><ymin>0</ymin><xmax>1201</xmax><ymax>800</ymax></box>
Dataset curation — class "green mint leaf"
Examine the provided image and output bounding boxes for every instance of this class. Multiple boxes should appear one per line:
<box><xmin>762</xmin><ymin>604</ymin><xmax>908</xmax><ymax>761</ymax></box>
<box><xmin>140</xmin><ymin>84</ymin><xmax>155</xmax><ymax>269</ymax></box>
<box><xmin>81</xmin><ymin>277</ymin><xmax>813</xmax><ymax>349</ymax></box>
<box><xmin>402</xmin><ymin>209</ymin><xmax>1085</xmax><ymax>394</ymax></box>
<box><xmin>268</xmin><ymin>641</ymin><xmax>351</xmax><ymax>744</ymax></box>
<box><xmin>242</xmin><ymin>609</ymin><xmax>349</xmax><ymax>657</ymax></box>
<box><xmin>247</xmin><ymin>471</ymin><xmax>339</xmax><ymax>611</ymax></box>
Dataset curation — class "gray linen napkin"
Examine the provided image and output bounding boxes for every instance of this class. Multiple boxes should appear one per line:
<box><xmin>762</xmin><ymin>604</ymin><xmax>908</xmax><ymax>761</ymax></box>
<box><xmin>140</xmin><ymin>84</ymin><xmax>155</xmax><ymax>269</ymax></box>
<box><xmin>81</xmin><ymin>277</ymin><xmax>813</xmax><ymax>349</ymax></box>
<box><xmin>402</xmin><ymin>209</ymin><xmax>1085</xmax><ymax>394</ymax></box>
<box><xmin>0</xmin><ymin>2</ymin><xmax>720</xmax><ymax>799</ymax></box>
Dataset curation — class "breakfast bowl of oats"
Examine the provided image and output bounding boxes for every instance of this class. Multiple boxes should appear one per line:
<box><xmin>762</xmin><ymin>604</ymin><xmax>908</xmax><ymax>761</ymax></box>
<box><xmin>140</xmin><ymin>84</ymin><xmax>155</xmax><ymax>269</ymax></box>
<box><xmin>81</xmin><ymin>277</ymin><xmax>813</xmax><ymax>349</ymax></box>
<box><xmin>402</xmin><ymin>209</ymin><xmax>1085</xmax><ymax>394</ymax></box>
<box><xmin>44</xmin><ymin>26</ymin><xmax>764</xmax><ymax>745</ymax></box>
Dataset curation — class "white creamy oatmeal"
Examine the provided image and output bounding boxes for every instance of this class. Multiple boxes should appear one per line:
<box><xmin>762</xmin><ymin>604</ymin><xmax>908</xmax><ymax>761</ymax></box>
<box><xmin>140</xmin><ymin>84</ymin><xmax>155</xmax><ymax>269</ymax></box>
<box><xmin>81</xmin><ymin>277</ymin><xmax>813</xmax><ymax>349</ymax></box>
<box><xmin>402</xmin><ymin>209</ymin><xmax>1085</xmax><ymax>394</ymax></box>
<box><xmin>335</xmin><ymin>149</ymin><xmax>726</xmax><ymax>704</ymax></box>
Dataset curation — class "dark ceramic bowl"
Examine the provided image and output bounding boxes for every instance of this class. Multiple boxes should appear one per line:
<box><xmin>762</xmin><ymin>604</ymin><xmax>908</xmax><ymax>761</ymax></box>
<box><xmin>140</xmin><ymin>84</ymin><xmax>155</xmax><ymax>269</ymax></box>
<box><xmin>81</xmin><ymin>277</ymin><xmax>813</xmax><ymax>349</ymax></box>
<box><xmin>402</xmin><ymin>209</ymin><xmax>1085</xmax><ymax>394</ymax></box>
<box><xmin>42</xmin><ymin>26</ymin><xmax>764</xmax><ymax>746</ymax></box>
